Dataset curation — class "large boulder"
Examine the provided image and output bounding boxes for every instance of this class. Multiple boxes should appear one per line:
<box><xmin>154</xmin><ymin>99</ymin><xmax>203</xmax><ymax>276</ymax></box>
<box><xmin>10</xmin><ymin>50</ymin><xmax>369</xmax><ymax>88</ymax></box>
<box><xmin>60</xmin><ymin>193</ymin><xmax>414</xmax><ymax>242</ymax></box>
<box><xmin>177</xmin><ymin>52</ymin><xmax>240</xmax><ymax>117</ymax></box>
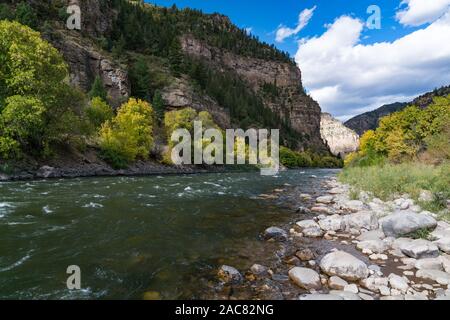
<box><xmin>381</xmin><ymin>211</ymin><xmax>437</xmax><ymax>237</ymax></box>
<box><xmin>434</xmin><ymin>238</ymin><xmax>450</xmax><ymax>254</ymax></box>
<box><xmin>400</xmin><ymin>239</ymin><xmax>440</xmax><ymax>259</ymax></box>
<box><xmin>288</xmin><ymin>267</ymin><xmax>321</xmax><ymax>290</ymax></box>
<box><xmin>357</xmin><ymin>240</ymin><xmax>390</xmax><ymax>254</ymax></box>
<box><xmin>320</xmin><ymin>251</ymin><xmax>369</xmax><ymax>281</ymax></box>
<box><xmin>416</xmin><ymin>269</ymin><xmax>450</xmax><ymax>285</ymax></box>
<box><xmin>318</xmin><ymin>215</ymin><xmax>345</xmax><ymax>232</ymax></box>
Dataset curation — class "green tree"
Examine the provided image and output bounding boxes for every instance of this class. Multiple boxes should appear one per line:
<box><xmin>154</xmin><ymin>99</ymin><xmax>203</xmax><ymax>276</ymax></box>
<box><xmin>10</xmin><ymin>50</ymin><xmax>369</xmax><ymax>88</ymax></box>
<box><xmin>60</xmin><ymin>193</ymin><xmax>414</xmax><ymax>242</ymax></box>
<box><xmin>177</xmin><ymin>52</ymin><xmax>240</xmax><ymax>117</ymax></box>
<box><xmin>88</xmin><ymin>76</ymin><xmax>108</xmax><ymax>101</ymax></box>
<box><xmin>0</xmin><ymin>4</ymin><xmax>13</xmax><ymax>21</ymax></box>
<box><xmin>85</xmin><ymin>97</ymin><xmax>114</xmax><ymax>129</ymax></box>
<box><xmin>130</xmin><ymin>57</ymin><xmax>151</xmax><ymax>99</ymax></box>
<box><xmin>15</xmin><ymin>2</ymin><xmax>38</xmax><ymax>29</ymax></box>
<box><xmin>152</xmin><ymin>90</ymin><xmax>165</xmax><ymax>122</ymax></box>
<box><xmin>169</xmin><ymin>37</ymin><xmax>183</xmax><ymax>76</ymax></box>
<box><xmin>99</xmin><ymin>98</ymin><xmax>154</xmax><ymax>168</ymax></box>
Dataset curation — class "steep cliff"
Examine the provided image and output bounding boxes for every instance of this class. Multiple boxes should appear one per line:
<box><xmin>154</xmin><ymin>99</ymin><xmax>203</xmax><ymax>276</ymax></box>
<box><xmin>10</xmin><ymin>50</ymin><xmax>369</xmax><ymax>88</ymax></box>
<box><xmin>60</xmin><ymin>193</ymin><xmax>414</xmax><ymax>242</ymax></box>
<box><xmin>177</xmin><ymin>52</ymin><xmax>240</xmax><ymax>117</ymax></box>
<box><xmin>320</xmin><ymin>113</ymin><xmax>359</xmax><ymax>158</ymax></box>
<box><xmin>180</xmin><ymin>35</ymin><xmax>326</xmax><ymax>151</ymax></box>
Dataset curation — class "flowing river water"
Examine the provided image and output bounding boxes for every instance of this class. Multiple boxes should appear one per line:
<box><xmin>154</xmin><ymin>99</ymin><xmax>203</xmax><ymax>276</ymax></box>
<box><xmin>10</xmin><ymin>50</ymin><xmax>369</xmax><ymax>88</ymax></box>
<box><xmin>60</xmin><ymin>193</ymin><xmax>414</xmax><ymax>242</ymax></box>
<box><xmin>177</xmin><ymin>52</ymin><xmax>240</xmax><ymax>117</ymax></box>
<box><xmin>0</xmin><ymin>169</ymin><xmax>339</xmax><ymax>299</ymax></box>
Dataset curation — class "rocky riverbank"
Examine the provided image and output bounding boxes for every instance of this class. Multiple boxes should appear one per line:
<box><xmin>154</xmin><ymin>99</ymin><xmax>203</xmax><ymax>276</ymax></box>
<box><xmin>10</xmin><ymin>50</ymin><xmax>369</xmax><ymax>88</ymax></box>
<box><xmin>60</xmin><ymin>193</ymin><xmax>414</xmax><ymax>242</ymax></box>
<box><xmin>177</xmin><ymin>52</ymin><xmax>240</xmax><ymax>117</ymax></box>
<box><xmin>214</xmin><ymin>175</ymin><xmax>450</xmax><ymax>300</ymax></box>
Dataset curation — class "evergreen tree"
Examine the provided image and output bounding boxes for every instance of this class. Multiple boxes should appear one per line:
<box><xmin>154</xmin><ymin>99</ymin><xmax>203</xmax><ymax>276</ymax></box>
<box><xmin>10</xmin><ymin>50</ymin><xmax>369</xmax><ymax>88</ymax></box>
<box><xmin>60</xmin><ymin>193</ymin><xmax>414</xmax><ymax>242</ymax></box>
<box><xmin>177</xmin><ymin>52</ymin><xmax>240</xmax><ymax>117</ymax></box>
<box><xmin>89</xmin><ymin>76</ymin><xmax>108</xmax><ymax>101</ymax></box>
<box><xmin>169</xmin><ymin>38</ymin><xmax>183</xmax><ymax>77</ymax></box>
<box><xmin>152</xmin><ymin>90</ymin><xmax>165</xmax><ymax>122</ymax></box>
<box><xmin>130</xmin><ymin>57</ymin><xmax>151</xmax><ymax>100</ymax></box>
<box><xmin>15</xmin><ymin>2</ymin><xmax>38</xmax><ymax>29</ymax></box>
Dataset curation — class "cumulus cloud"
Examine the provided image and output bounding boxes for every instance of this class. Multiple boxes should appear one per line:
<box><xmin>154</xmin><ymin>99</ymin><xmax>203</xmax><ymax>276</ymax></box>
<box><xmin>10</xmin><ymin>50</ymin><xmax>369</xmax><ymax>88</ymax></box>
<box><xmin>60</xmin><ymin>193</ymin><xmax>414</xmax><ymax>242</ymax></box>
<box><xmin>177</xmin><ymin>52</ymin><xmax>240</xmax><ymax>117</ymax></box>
<box><xmin>295</xmin><ymin>10</ymin><xmax>450</xmax><ymax>120</ymax></box>
<box><xmin>275</xmin><ymin>6</ymin><xmax>316</xmax><ymax>43</ymax></box>
<box><xmin>396</xmin><ymin>0</ymin><xmax>450</xmax><ymax>26</ymax></box>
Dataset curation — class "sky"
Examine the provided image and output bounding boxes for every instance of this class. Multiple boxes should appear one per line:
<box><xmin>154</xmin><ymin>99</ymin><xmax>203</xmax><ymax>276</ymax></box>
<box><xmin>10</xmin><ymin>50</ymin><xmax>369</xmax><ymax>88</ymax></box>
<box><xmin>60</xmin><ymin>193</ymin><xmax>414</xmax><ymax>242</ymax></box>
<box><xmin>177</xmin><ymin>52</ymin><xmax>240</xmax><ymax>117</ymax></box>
<box><xmin>148</xmin><ymin>0</ymin><xmax>450</xmax><ymax>121</ymax></box>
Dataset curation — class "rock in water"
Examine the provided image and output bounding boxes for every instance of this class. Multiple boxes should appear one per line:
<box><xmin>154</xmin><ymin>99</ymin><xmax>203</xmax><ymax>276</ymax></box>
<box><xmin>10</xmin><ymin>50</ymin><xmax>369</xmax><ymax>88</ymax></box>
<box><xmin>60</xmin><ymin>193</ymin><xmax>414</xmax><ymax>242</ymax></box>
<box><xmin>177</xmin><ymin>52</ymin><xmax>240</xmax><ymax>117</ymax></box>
<box><xmin>288</xmin><ymin>267</ymin><xmax>321</xmax><ymax>290</ymax></box>
<box><xmin>264</xmin><ymin>227</ymin><xmax>288</xmax><ymax>241</ymax></box>
<box><xmin>218</xmin><ymin>265</ymin><xmax>243</xmax><ymax>284</ymax></box>
<box><xmin>320</xmin><ymin>251</ymin><xmax>369</xmax><ymax>281</ymax></box>
<box><xmin>328</xmin><ymin>276</ymin><xmax>348</xmax><ymax>290</ymax></box>
<box><xmin>381</xmin><ymin>211</ymin><xmax>437</xmax><ymax>237</ymax></box>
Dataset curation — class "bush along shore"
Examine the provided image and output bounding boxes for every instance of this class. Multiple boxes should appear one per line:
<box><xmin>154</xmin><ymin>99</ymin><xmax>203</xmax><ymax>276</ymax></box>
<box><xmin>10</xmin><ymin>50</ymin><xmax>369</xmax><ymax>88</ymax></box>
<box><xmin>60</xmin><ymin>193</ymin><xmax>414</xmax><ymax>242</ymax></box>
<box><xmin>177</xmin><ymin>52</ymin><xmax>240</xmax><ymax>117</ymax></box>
<box><xmin>214</xmin><ymin>175</ymin><xmax>450</xmax><ymax>300</ymax></box>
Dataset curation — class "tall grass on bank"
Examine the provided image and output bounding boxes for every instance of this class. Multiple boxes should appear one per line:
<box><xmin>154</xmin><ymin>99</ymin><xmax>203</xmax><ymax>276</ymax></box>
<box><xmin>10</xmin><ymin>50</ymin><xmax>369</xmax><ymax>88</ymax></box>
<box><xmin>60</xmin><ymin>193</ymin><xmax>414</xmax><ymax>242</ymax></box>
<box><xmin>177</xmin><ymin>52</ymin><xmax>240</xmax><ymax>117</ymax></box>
<box><xmin>339</xmin><ymin>162</ymin><xmax>450</xmax><ymax>217</ymax></box>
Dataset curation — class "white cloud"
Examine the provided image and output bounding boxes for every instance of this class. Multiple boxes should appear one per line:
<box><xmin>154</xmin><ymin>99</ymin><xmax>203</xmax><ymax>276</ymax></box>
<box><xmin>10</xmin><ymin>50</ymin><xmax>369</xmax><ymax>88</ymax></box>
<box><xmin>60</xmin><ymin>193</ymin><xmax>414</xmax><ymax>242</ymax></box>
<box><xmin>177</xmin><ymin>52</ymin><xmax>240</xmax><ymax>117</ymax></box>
<box><xmin>245</xmin><ymin>27</ymin><xmax>253</xmax><ymax>35</ymax></box>
<box><xmin>295</xmin><ymin>10</ymin><xmax>450</xmax><ymax>120</ymax></box>
<box><xmin>275</xmin><ymin>6</ymin><xmax>316</xmax><ymax>43</ymax></box>
<box><xmin>396</xmin><ymin>0</ymin><xmax>450</xmax><ymax>26</ymax></box>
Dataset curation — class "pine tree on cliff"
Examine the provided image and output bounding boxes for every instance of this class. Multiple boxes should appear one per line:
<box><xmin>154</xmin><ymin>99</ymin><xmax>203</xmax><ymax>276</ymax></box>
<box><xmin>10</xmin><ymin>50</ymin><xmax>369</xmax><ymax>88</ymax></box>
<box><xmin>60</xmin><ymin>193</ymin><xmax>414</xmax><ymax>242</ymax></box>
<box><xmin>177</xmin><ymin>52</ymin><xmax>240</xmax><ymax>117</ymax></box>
<box><xmin>152</xmin><ymin>90</ymin><xmax>165</xmax><ymax>122</ymax></box>
<box><xmin>130</xmin><ymin>57</ymin><xmax>151</xmax><ymax>100</ymax></box>
<box><xmin>89</xmin><ymin>76</ymin><xmax>108</xmax><ymax>101</ymax></box>
<box><xmin>169</xmin><ymin>38</ymin><xmax>183</xmax><ymax>77</ymax></box>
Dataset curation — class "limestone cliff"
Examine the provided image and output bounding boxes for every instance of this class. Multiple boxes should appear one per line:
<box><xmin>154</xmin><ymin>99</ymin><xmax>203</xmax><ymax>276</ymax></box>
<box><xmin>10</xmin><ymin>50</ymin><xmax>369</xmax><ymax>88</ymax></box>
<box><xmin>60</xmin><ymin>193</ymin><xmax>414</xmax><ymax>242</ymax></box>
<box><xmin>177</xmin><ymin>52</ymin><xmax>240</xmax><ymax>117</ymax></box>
<box><xmin>321</xmin><ymin>113</ymin><xmax>359</xmax><ymax>158</ymax></box>
<box><xmin>180</xmin><ymin>35</ymin><xmax>327</xmax><ymax>152</ymax></box>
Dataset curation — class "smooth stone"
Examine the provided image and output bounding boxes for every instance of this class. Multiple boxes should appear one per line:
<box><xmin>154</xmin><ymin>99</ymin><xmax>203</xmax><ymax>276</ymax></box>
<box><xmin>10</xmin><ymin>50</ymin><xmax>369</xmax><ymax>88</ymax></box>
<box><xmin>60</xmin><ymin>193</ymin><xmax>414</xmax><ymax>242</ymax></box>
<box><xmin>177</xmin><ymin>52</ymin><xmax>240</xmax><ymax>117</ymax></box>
<box><xmin>250</xmin><ymin>264</ymin><xmax>269</xmax><ymax>276</ymax></box>
<box><xmin>380</xmin><ymin>295</ymin><xmax>404</xmax><ymax>300</ymax></box>
<box><xmin>357</xmin><ymin>229</ymin><xmax>386</xmax><ymax>241</ymax></box>
<box><xmin>341</xmin><ymin>200</ymin><xmax>366</xmax><ymax>212</ymax></box>
<box><xmin>357</xmin><ymin>240</ymin><xmax>390</xmax><ymax>254</ymax></box>
<box><xmin>320</xmin><ymin>251</ymin><xmax>369</xmax><ymax>281</ymax></box>
<box><xmin>296</xmin><ymin>220</ymin><xmax>323</xmax><ymax>238</ymax></box>
<box><xmin>400</xmin><ymin>239</ymin><xmax>439</xmax><ymax>259</ymax></box>
<box><xmin>358</xmin><ymin>292</ymin><xmax>374</xmax><ymax>300</ymax></box>
<box><xmin>264</xmin><ymin>227</ymin><xmax>288</xmax><ymax>241</ymax></box>
<box><xmin>415</xmin><ymin>258</ymin><xmax>443</xmax><ymax>271</ymax></box>
<box><xmin>434</xmin><ymin>237</ymin><xmax>450</xmax><ymax>254</ymax></box>
<box><xmin>344</xmin><ymin>211</ymin><xmax>379</xmax><ymax>231</ymax></box>
<box><xmin>388</xmin><ymin>274</ymin><xmax>409</xmax><ymax>293</ymax></box>
<box><xmin>316</xmin><ymin>196</ymin><xmax>334</xmax><ymax>204</ymax></box>
<box><xmin>311</xmin><ymin>207</ymin><xmax>331</xmax><ymax>214</ymax></box>
<box><xmin>381</xmin><ymin>211</ymin><xmax>437</xmax><ymax>237</ymax></box>
<box><xmin>288</xmin><ymin>267</ymin><xmax>321</xmax><ymax>290</ymax></box>
<box><xmin>418</xmin><ymin>190</ymin><xmax>434</xmax><ymax>202</ymax></box>
<box><xmin>328</xmin><ymin>276</ymin><xmax>348</xmax><ymax>290</ymax></box>
<box><xmin>344</xmin><ymin>284</ymin><xmax>359</xmax><ymax>294</ymax></box>
<box><xmin>416</xmin><ymin>269</ymin><xmax>450</xmax><ymax>285</ymax></box>
<box><xmin>360</xmin><ymin>277</ymin><xmax>389</xmax><ymax>292</ymax></box>
<box><xmin>379</xmin><ymin>285</ymin><xmax>391</xmax><ymax>296</ymax></box>
<box><xmin>318</xmin><ymin>215</ymin><xmax>345</xmax><ymax>232</ymax></box>
<box><xmin>295</xmin><ymin>248</ymin><xmax>315</xmax><ymax>261</ymax></box>
<box><xmin>218</xmin><ymin>265</ymin><xmax>243</xmax><ymax>284</ymax></box>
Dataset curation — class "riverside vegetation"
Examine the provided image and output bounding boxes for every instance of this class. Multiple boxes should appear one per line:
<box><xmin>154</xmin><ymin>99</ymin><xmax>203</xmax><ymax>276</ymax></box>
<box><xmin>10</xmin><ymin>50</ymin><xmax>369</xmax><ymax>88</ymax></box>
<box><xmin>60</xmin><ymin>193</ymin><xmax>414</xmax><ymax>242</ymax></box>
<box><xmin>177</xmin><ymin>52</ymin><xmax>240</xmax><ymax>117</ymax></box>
<box><xmin>0</xmin><ymin>2</ymin><xmax>341</xmax><ymax>177</ymax></box>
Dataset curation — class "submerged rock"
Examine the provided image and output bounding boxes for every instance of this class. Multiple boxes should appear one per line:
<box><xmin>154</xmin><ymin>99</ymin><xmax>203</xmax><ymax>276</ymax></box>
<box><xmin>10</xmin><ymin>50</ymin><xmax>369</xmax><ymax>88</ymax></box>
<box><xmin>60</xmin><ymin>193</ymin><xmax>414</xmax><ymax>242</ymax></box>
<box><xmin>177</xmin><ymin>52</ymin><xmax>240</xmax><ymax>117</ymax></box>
<box><xmin>264</xmin><ymin>227</ymin><xmax>288</xmax><ymax>241</ymax></box>
<box><xmin>320</xmin><ymin>251</ymin><xmax>369</xmax><ymax>281</ymax></box>
<box><xmin>218</xmin><ymin>265</ymin><xmax>243</xmax><ymax>284</ymax></box>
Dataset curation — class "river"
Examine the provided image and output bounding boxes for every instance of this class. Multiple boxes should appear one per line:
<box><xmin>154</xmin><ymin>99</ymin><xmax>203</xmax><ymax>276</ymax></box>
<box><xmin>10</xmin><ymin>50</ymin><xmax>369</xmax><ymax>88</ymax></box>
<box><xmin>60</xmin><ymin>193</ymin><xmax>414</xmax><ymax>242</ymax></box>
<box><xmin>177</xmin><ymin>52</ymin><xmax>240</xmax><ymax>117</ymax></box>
<box><xmin>0</xmin><ymin>169</ymin><xmax>339</xmax><ymax>299</ymax></box>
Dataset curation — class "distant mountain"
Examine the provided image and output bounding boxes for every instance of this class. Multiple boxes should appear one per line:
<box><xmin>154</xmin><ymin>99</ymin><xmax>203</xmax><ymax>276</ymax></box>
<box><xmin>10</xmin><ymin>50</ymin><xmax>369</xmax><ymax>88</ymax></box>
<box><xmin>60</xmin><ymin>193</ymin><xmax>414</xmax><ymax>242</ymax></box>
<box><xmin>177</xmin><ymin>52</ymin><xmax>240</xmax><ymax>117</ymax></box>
<box><xmin>345</xmin><ymin>86</ymin><xmax>450</xmax><ymax>136</ymax></box>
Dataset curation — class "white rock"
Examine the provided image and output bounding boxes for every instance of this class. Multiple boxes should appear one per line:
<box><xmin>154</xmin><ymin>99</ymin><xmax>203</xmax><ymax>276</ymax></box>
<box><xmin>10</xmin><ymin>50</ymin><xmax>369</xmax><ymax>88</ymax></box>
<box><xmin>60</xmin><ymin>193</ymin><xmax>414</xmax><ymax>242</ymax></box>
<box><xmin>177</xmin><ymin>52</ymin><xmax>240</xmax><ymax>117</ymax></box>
<box><xmin>418</xmin><ymin>190</ymin><xmax>434</xmax><ymax>203</ymax></box>
<box><xmin>311</xmin><ymin>207</ymin><xmax>331</xmax><ymax>214</ymax></box>
<box><xmin>320</xmin><ymin>251</ymin><xmax>369</xmax><ymax>281</ymax></box>
<box><xmin>388</xmin><ymin>274</ymin><xmax>409</xmax><ymax>293</ymax></box>
<box><xmin>358</xmin><ymin>292</ymin><xmax>374</xmax><ymax>300</ymax></box>
<box><xmin>316</xmin><ymin>196</ymin><xmax>334</xmax><ymax>204</ymax></box>
<box><xmin>357</xmin><ymin>239</ymin><xmax>390</xmax><ymax>253</ymax></box>
<box><xmin>434</xmin><ymin>237</ymin><xmax>450</xmax><ymax>254</ymax></box>
<box><xmin>441</xmin><ymin>255</ymin><xmax>450</xmax><ymax>273</ymax></box>
<box><xmin>380</xmin><ymin>295</ymin><xmax>404</xmax><ymax>300</ymax></box>
<box><xmin>360</xmin><ymin>276</ymin><xmax>389</xmax><ymax>292</ymax></box>
<box><xmin>416</xmin><ymin>269</ymin><xmax>450</xmax><ymax>285</ymax></box>
<box><xmin>296</xmin><ymin>220</ymin><xmax>323</xmax><ymax>238</ymax></box>
<box><xmin>400</xmin><ymin>239</ymin><xmax>440</xmax><ymax>259</ymax></box>
<box><xmin>342</xmin><ymin>200</ymin><xmax>366</xmax><ymax>212</ymax></box>
<box><xmin>357</xmin><ymin>229</ymin><xmax>386</xmax><ymax>241</ymax></box>
<box><xmin>415</xmin><ymin>258</ymin><xmax>443</xmax><ymax>271</ymax></box>
<box><xmin>344</xmin><ymin>284</ymin><xmax>359</xmax><ymax>294</ymax></box>
<box><xmin>289</xmin><ymin>267</ymin><xmax>322</xmax><ymax>290</ymax></box>
<box><xmin>381</xmin><ymin>211</ymin><xmax>437</xmax><ymax>237</ymax></box>
<box><xmin>328</xmin><ymin>276</ymin><xmax>348</xmax><ymax>290</ymax></box>
<box><xmin>318</xmin><ymin>215</ymin><xmax>345</xmax><ymax>232</ymax></box>
<box><xmin>344</xmin><ymin>211</ymin><xmax>379</xmax><ymax>231</ymax></box>
<box><xmin>379</xmin><ymin>285</ymin><xmax>391</xmax><ymax>296</ymax></box>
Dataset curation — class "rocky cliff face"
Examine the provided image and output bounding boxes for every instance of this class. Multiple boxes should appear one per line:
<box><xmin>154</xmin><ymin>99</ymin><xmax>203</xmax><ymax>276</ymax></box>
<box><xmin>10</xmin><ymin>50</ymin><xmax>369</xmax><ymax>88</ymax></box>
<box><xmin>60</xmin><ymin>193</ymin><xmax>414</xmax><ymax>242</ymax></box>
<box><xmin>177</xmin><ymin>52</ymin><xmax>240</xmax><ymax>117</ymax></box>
<box><xmin>180</xmin><ymin>35</ymin><xmax>327</xmax><ymax>152</ymax></box>
<box><xmin>321</xmin><ymin>113</ymin><xmax>359</xmax><ymax>158</ymax></box>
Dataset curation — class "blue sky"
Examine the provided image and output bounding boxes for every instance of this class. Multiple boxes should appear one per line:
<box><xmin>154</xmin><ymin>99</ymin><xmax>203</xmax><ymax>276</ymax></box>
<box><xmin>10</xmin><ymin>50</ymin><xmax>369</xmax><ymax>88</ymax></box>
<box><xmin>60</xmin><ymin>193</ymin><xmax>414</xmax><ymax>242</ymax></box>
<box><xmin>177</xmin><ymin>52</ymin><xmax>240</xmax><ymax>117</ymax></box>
<box><xmin>148</xmin><ymin>1</ymin><xmax>450</xmax><ymax>120</ymax></box>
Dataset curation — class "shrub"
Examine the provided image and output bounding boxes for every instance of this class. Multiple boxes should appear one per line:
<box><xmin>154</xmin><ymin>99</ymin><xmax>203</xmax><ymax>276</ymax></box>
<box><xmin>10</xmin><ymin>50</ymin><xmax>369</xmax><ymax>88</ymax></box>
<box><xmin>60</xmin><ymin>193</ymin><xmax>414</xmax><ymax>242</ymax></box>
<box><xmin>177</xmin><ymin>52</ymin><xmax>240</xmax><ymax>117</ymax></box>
<box><xmin>85</xmin><ymin>97</ymin><xmax>114</xmax><ymax>129</ymax></box>
<box><xmin>99</xmin><ymin>98</ymin><xmax>154</xmax><ymax>168</ymax></box>
<box><xmin>88</xmin><ymin>76</ymin><xmax>108</xmax><ymax>101</ymax></box>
